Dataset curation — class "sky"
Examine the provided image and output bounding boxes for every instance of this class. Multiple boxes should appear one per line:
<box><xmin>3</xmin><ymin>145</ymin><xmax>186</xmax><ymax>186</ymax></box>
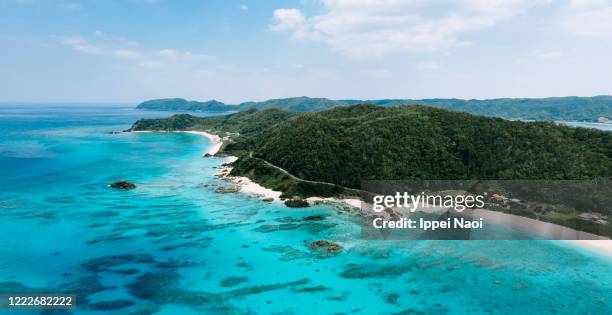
<box><xmin>1</xmin><ymin>0</ymin><xmax>612</xmax><ymax>104</ymax></box>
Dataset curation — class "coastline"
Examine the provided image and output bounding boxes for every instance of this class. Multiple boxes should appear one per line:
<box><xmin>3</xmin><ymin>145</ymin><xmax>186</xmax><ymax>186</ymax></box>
<box><xmin>132</xmin><ymin>130</ymin><xmax>612</xmax><ymax>259</ymax></box>
<box><xmin>218</xmin><ymin>156</ymin><xmax>283</xmax><ymax>202</ymax></box>
<box><xmin>372</xmin><ymin>204</ymin><xmax>612</xmax><ymax>257</ymax></box>
<box><xmin>181</xmin><ymin>131</ymin><xmax>222</xmax><ymax>155</ymax></box>
<box><xmin>129</xmin><ymin>130</ymin><xmax>279</xmax><ymax>201</ymax></box>
<box><xmin>566</xmin><ymin>240</ymin><xmax>612</xmax><ymax>258</ymax></box>
<box><xmin>131</xmin><ymin>130</ymin><xmax>222</xmax><ymax>156</ymax></box>
<box><xmin>470</xmin><ymin>209</ymin><xmax>612</xmax><ymax>257</ymax></box>
<box><xmin>217</xmin><ymin>160</ymin><xmax>362</xmax><ymax>208</ymax></box>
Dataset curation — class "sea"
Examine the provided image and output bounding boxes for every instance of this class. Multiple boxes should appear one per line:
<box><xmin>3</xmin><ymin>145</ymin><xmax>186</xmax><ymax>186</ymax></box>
<box><xmin>0</xmin><ymin>104</ymin><xmax>610</xmax><ymax>314</ymax></box>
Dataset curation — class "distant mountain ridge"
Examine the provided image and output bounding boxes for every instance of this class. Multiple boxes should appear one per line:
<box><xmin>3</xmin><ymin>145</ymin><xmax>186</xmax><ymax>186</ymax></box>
<box><xmin>136</xmin><ymin>96</ymin><xmax>340</xmax><ymax>112</ymax></box>
<box><xmin>136</xmin><ymin>96</ymin><xmax>612</xmax><ymax>122</ymax></box>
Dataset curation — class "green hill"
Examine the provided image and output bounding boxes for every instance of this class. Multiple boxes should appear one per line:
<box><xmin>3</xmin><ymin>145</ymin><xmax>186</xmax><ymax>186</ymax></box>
<box><xmin>229</xmin><ymin>105</ymin><xmax>611</xmax><ymax>187</ymax></box>
<box><xmin>135</xmin><ymin>96</ymin><xmax>612</xmax><ymax>122</ymax></box>
<box><xmin>135</xmin><ymin>96</ymin><xmax>339</xmax><ymax>112</ymax></box>
<box><xmin>237</xmin><ymin>96</ymin><xmax>342</xmax><ymax>112</ymax></box>
<box><xmin>130</xmin><ymin>108</ymin><xmax>299</xmax><ymax>137</ymax></box>
<box><xmin>131</xmin><ymin>105</ymin><xmax>611</xmax><ymax>186</ymax></box>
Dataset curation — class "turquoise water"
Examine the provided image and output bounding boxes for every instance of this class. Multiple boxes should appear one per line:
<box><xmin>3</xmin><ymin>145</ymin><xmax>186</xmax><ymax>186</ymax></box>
<box><xmin>0</xmin><ymin>105</ymin><xmax>611</xmax><ymax>314</ymax></box>
<box><xmin>558</xmin><ymin>121</ymin><xmax>612</xmax><ymax>131</ymax></box>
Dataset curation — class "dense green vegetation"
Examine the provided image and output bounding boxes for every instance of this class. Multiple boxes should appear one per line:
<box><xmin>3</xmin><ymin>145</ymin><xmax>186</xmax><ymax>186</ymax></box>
<box><xmin>136</xmin><ymin>97</ymin><xmax>340</xmax><ymax>112</ymax></box>
<box><xmin>136</xmin><ymin>95</ymin><xmax>612</xmax><ymax>122</ymax></box>
<box><xmin>230</xmin><ymin>105</ymin><xmax>611</xmax><ymax>187</ymax></box>
<box><xmin>351</xmin><ymin>96</ymin><xmax>612</xmax><ymax>122</ymax></box>
<box><xmin>238</xmin><ymin>97</ymin><xmax>341</xmax><ymax>112</ymax></box>
<box><xmin>131</xmin><ymin>103</ymin><xmax>611</xmax><ymax>189</ymax></box>
<box><xmin>137</xmin><ymin>98</ymin><xmax>228</xmax><ymax>111</ymax></box>
<box><xmin>229</xmin><ymin>157</ymin><xmax>349</xmax><ymax>199</ymax></box>
<box><xmin>130</xmin><ymin>108</ymin><xmax>299</xmax><ymax>138</ymax></box>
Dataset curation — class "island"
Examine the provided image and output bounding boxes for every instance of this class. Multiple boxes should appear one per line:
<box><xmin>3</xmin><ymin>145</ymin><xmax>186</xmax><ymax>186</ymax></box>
<box><xmin>129</xmin><ymin>104</ymin><xmax>612</xmax><ymax>237</ymax></box>
<box><xmin>136</xmin><ymin>95</ymin><xmax>612</xmax><ymax>122</ymax></box>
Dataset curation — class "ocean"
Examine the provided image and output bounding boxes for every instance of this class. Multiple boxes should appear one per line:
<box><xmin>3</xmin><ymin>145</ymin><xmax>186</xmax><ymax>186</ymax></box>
<box><xmin>0</xmin><ymin>104</ymin><xmax>610</xmax><ymax>314</ymax></box>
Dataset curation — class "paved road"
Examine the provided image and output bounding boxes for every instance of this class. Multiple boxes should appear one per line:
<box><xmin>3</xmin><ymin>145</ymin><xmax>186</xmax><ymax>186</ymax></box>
<box><xmin>250</xmin><ymin>151</ymin><xmax>359</xmax><ymax>192</ymax></box>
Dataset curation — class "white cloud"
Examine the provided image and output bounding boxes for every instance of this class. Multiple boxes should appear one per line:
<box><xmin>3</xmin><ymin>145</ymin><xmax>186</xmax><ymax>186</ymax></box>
<box><xmin>567</xmin><ymin>0</ymin><xmax>607</xmax><ymax>9</ymax></box>
<box><xmin>60</xmin><ymin>36</ymin><xmax>102</xmax><ymax>54</ymax></box>
<box><xmin>113</xmin><ymin>49</ymin><xmax>142</xmax><ymax>58</ymax></box>
<box><xmin>158</xmin><ymin>49</ymin><xmax>178</xmax><ymax>57</ymax></box>
<box><xmin>59</xmin><ymin>2</ymin><xmax>82</xmax><ymax>10</ymax></box>
<box><xmin>138</xmin><ymin>60</ymin><xmax>169</xmax><ymax>69</ymax></box>
<box><xmin>183</xmin><ymin>51</ymin><xmax>215</xmax><ymax>60</ymax></box>
<box><xmin>532</xmin><ymin>49</ymin><xmax>563</xmax><ymax>60</ymax></box>
<box><xmin>240</xmin><ymin>4</ymin><xmax>248</xmax><ymax>11</ymax></box>
<box><xmin>270</xmin><ymin>9</ymin><xmax>306</xmax><ymax>32</ymax></box>
<box><xmin>158</xmin><ymin>49</ymin><xmax>214</xmax><ymax>60</ymax></box>
<box><xmin>271</xmin><ymin>0</ymin><xmax>550</xmax><ymax>58</ymax></box>
<box><xmin>563</xmin><ymin>0</ymin><xmax>612</xmax><ymax>36</ymax></box>
<box><xmin>366</xmin><ymin>69</ymin><xmax>392</xmax><ymax>79</ymax></box>
<box><xmin>418</xmin><ymin>61</ymin><xmax>443</xmax><ymax>71</ymax></box>
<box><xmin>216</xmin><ymin>63</ymin><xmax>237</xmax><ymax>71</ymax></box>
<box><xmin>58</xmin><ymin>34</ymin><xmax>214</xmax><ymax>67</ymax></box>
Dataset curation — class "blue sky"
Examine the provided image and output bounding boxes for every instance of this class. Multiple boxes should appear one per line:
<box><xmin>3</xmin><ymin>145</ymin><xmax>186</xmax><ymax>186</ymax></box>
<box><xmin>1</xmin><ymin>0</ymin><xmax>612</xmax><ymax>103</ymax></box>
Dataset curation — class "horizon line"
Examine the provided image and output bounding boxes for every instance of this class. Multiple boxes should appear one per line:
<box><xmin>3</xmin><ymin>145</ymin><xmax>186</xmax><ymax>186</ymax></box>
<box><xmin>2</xmin><ymin>94</ymin><xmax>612</xmax><ymax>106</ymax></box>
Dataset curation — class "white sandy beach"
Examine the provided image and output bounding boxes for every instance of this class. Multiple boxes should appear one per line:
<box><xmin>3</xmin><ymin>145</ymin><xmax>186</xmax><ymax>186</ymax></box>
<box><xmin>181</xmin><ymin>131</ymin><xmax>222</xmax><ymax>155</ymax></box>
<box><xmin>131</xmin><ymin>130</ymin><xmax>222</xmax><ymax>156</ymax></box>
<box><xmin>217</xmin><ymin>157</ymin><xmax>362</xmax><ymax>208</ymax></box>
<box><xmin>369</xmin><ymin>203</ymin><xmax>612</xmax><ymax>257</ymax></box>
<box><xmin>471</xmin><ymin>209</ymin><xmax>612</xmax><ymax>257</ymax></box>
<box><xmin>131</xmin><ymin>130</ymin><xmax>281</xmax><ymax>202</ymax></box>
<box><xmin>567</xmin><ymin>240</ymin><xmax>612</xmax><ymax>258</ymax></box>
<box><xmin>217</xmin><ymin>156</ymin><xmax>283</xmax><ymax>202</ymax></box>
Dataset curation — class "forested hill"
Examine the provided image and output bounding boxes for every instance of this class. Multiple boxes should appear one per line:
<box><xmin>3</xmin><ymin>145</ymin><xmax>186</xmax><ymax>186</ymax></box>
<box><xmin>135</xmin><ymin>95</ymin><xmax>612</xmax><ymax>122</ymax></box>
<box><xmin>130</xmin><ymin>108</ymin><xmax>300</xmax><ymax>136</ymax></box>
<box><xmin>130</xmin><ymin>105</ymin><xmax>612</xmax><ymax>188</ymax></box>
<box><xmin>136</xmin><ymin>97</ymin><xmax>339</xmax><ymax>112</ymax></box>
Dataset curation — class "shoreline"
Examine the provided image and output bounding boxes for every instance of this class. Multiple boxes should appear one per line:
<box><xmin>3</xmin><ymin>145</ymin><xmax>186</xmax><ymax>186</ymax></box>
<box><xmin>131</xmin><ymin>130</ymin><xmax>612</xmax><ymax>259</ymax></box>
<box><xmin>218</xmin><ymin>156</ymin><xmax>283</xmax><ymax>203</ymax></box>
<box><xmin>131</xmin><ymin>130</ymin><xmax>222</xmax><ymax>156</ymax></box>
<box><xmin>181</xmin><ymin>131</ymin><xmax>222</xmax><ymax>155</ymax></box>
<box><xmin>565</xmin><ymin>240</ymin><xmax>612</xmax><ymax>258</ymax></box>
<box><xmin>217</xmin><ymin>158</ymin><xmax>362</xmax><ymax>208</ymax></box>
<box><xmin>370</xmin><ymin>204</ymin><xmax>612</xmax><ymax>257</ymax></box>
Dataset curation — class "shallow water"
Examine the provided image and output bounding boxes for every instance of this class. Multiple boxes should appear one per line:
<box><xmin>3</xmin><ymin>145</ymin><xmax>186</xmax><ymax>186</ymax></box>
<box><xmin>0</xmin><ymin>105</ymin><xmax>611</xmax><ymax>314</ymax></box>
<box><xmin>558</xmin><ymin>121</ymin><xmax>612</xmax><ymax>131</ymax></box>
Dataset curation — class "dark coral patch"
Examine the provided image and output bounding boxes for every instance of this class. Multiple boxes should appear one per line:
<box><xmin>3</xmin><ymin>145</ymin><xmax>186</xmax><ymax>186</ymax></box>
<box><xmin>219</xmin><ymin>276</ymin><xmax>249</xmax><ymax>287</ymax></box>
<box><xmin>89</xmin><ymin>299</ymin><xmax>135</xmax><ymax>311</ymax></box>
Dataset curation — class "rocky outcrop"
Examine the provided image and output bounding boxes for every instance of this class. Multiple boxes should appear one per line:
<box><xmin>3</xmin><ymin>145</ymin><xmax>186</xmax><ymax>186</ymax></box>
<box><xmin>308</xmin><ymin>240</ymin><xmax>342</xmax><ymax>253</ymax></box>
<box><xmin>215</xmin><ymin>186</ymin><xmax>240</xmax><ymax>193</ymax></box>
<box><xmin>284</xmin><ymin>197</ymin><xmax>309</xmax><ymax>208</ymax></box>
<box><xmin>109</xmin><ymin>180</ymin><xmax>136</xmax><ymax>190</ymax></box>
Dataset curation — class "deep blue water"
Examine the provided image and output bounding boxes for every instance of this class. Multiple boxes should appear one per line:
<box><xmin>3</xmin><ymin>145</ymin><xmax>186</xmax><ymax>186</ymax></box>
<box><xmin>0</xmin><ymin>105</ymin><xmax>611</xmax><ymax>314</ymax></box>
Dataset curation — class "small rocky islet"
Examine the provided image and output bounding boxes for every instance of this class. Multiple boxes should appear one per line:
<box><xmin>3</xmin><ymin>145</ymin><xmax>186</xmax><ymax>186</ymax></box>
<box><xmin>215</xmin><ymin>185</ymin><xmax>241</xmax><ymax>193</ymax></box>
<box><xmin>284</xmin><ymin>197</ymin><xmax>309</xmax><ymax>208</ymax></box>
<box><xmin>109</xmin><ymin>180</ymin><xmax>136</xmax><ymax>190</ymax></box>
<box><xmin>308</xmin><ymin>240</ymin><xmax>343</xmax><ymax>253</ymax></box>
